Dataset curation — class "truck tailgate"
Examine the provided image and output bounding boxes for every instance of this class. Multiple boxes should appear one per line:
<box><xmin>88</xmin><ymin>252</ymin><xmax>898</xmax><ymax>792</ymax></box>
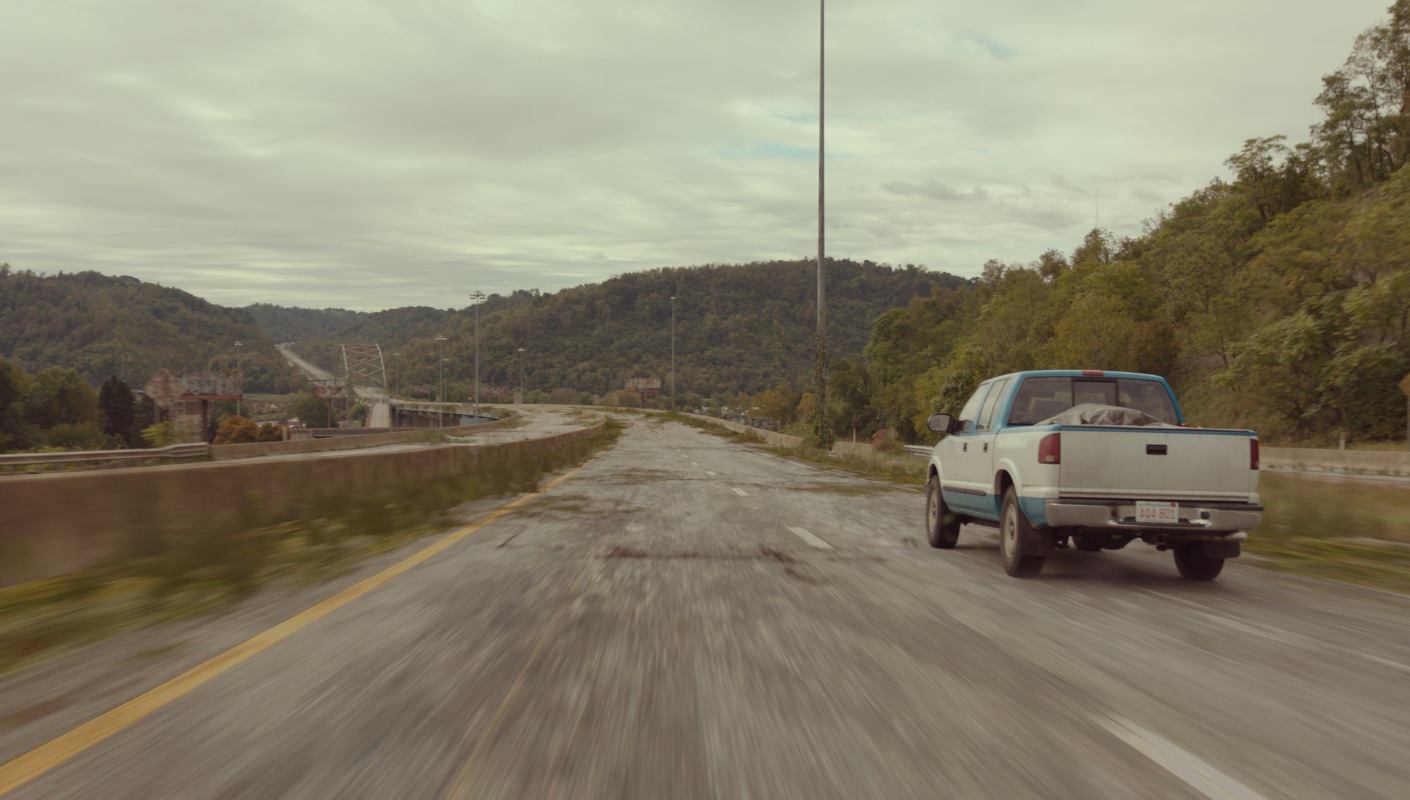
<box><xmin>1057</xmin><ymin>427</ymin><xmax>1255</xmax><ymax>501</ymax></box>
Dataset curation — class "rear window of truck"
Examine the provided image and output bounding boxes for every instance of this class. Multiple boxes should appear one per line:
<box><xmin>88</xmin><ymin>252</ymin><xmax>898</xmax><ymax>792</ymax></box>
<box><xmin>1006</xmin><ymin>377</ymin><xmax>1178</xmax><ymax>425</ymax></box>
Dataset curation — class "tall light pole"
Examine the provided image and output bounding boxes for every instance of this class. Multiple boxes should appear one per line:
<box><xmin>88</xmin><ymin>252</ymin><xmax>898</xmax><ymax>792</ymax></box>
<box><xmin>517</xmin><ymin>347</ymin><xmax>526</xmax><ymax>404</ymax></box>
<box><xmin>670</xmin><ymin>295</ymin><xmax>677</xmax><ymax>411</ymax></box>
<box><xmin>811</xmin><ymin>0</ymin><xmax>832</xmax><ymax>448</ymax></box>
<box><xmin>470</xmin><ymin>292</ymin><xmax>487</xmax><ymax>417</ymax></box>
<box><xmin>434</xmin><ymin>335</ymin><xmax>447</xmax><ymax>427</ymax></box>
<box><xmin>469</xmin><ymin>291</ymin><xmax>485</xmax><ymax>416</ymax></box>
<box><xmin>234</xmin><ymin>341</ymin><xmax>243</xmax><ymax>418</ymax></box>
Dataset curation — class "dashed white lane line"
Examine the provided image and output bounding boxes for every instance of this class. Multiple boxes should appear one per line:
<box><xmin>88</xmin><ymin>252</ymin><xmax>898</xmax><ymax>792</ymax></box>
<box><xmin>706</xmin><ymin>471</ymin><xmax>717</xmax><ymax>477</ymax></box>
<box><xmin>788</xmin><ymin>526</ymin><xmax>834</xmax><ymax>550</ymax></box>
<box><xmin>732</xmin><ymin>488</ymin><xmax>748</xmax><ymax>496</ymax></box>
<box><xmin>1356</xmin><ymin>651</ymin><xmax>1410</xmax><ymax>674</ymax></box>
<box><xmin>1094</xmin><ymin>715</ymin><xmax>1267</xmax><ymax>800</ymax></box>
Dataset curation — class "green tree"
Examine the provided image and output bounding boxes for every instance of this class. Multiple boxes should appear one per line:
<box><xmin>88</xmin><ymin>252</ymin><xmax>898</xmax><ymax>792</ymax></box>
<box><xmin>752</xmin><ymin>379</ymin><xmax>801</xmax><ymax>425</ymax></box>
<box><xmin>287</xmin><ymin>392</ymin><xmax>335</xmax><ymax>428</ymax></box>
<box><xmin>23</xmin><ymin>367</ymin><xmax>100</xmax><ymax>431</ymax></box>
<box><xmin>98</xmin><ymin>375</ymin><xmax>139</xmax><ymax>447</ymax></box>
<box><xmin>0</xmin><ymin>357</ymin><xmax>36</xmax><ymax>452</ymax></box>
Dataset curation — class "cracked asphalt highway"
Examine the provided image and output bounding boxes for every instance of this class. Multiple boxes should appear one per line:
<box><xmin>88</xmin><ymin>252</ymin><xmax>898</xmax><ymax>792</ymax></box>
<box><xmin>2</xmin><ymin>415</ymin><xmax>1408</xmax><ymax>798</ymax></box>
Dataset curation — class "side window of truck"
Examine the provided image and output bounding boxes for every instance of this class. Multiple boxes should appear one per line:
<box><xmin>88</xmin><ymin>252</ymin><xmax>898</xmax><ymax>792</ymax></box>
<box><xmin>956</xmin><ymin>384</ymin><xmax>988</xmax><ymax>433</ymax></box>
<box><xmin>975</xmin><ymin>379</ymin><xmax>1009</xmax><ymax>431</ymax></box>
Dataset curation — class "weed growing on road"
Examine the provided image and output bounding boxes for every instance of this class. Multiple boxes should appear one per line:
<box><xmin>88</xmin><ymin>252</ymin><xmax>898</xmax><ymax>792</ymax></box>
<box><xmin>659</xmin><ymin>412</ymin><xmax>765</xmax><ymax>444</ymax></box>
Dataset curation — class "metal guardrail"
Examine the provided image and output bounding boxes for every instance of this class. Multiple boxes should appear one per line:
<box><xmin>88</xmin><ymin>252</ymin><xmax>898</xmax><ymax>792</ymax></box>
<box><xmin>0</xmin><ymin>443</ymin><xmax>210</xmax><ymax>474</ymax></box>
<box><xmin>903</xmin><ymin>444</ymin><xmax>931</xmax><ymax>459</ymax></box>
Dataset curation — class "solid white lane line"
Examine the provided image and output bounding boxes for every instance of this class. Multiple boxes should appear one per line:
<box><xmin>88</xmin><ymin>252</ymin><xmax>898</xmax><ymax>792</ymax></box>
<box><xmin>1094</xmin><ymin>715</ymin><xmax>1268</xmax><ymax>800</ymax></box>
<box><xmin>732</xmin><ymin>488</ymin><xmax>748</xmax><ymax>496</ymax></box>
<box><xmin>788</xmin><ymin>526</ymin><xmax>833</xmax><ymax>550</ymax></box>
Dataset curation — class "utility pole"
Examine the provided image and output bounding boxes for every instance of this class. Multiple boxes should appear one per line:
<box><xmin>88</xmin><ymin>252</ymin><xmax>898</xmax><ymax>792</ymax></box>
<box><xmin>470</xmin><ymin>291</ymin><xmax>485</xmax><ymax>416</ymax></box>
<box><xmin>810</xmin><ymin>0</ymin><xmax>833</xmax><ymax>448</ymax></box>
<box><xmin>434</xmin><ymin>335</ymin><xmax>447</xmax><ymax>427</ymax></box>
<box><xmin>670</xmin><ymin>295</ymin><xmax>677</xmax><ymax>411</ymax></box>
<box><xmin>234</xmin><ymin>341</ymin><xmax>243</xmax><ymax>418</ymax></box>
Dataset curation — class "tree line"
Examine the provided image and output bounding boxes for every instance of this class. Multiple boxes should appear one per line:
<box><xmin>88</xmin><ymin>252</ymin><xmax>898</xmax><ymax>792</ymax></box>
<box><xmin>0</xmin><ymin>357</ymin><xmax>159</xmax><ymax>452</ymax></box>
<box><xmin>0</xmin><ymin>266</ymin><xmax>306</xmax><ymax>394</ymax></box>
<box><xmin>824</xmin><ymin>1</ymin><xmax>1410</xmax><ymax>445</ymax></box>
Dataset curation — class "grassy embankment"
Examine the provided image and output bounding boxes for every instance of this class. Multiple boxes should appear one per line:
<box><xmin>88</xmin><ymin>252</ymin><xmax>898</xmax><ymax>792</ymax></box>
<box><xmin>1247</xmin><ymin>472</ymin><xmax>1410</xmax><ymax>594</ymax></box>
<box><xmin>0</xmin><ymin>418</ymin><xmax>623</xmax><ymax>676</ymax></box>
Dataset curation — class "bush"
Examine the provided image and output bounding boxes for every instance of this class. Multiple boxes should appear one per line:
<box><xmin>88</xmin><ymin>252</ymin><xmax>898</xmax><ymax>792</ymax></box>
<box><xmin>213</xmin><ymin>416</ymin><xmax>260</xmax><ymax>445</ymax></box>
<box><xmin>45</xmin><ymin>422</ymin><xmax>112</xmax><ymax>451</ymax></box>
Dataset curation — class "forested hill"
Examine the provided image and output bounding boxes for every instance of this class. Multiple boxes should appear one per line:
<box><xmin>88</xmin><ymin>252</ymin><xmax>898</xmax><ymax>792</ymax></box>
<box><xmin>244</xmin><ymin>304</ymin><xmax>368</xmax><ymax>344</ymax></box>
<box><xmin>857</xmin><ymin>1</ymin><xmax>1410</xmax><ymax>445</ymax></box>
<box><xmin>0</xmin><ymin>267</ymin><xmax>306</xmax><ymax>393</ymax></box>
<box><xmin>286</xmin><ymin>259</ymin><xmax>971</xmax><ymax>401</ymax></box>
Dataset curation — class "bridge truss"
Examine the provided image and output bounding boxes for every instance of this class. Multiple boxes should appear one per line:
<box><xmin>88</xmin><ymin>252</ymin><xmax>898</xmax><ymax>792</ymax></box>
<box><xmin>339</xmin><ymin>344</ymin><xmax>387</xmax><ymax>391</ymax></box>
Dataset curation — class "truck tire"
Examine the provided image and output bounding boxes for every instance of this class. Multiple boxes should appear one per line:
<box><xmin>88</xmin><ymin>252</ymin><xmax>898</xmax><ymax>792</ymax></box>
<box><xmin>1000</xmin><ymin>488</ymin><xmax>1045</xmax><ymax>577</ymax></box>
<box><xmin>1173</xmin><ymin>546</ymin><xmax>1225</xmax><ymax>580</ymax></box>
<box><xmin>925</xmin><ymin>475</ymin><xmax>960</xmax><ymax>549</ymax></box>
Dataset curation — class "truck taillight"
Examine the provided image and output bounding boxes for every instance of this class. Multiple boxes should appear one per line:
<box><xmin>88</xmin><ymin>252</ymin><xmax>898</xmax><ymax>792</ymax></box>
<box><xmin>1038</xmin><ymin>433</ymin><xmax>1061</xmax><ymax>465</ymax></box>
<box><xmin>1251</xmin><ymin>439</ymin><xmax>1260</xmax><ymax>470</ymax></box>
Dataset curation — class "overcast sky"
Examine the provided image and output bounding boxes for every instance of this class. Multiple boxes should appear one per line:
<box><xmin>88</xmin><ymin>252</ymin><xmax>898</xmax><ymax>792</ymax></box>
<box><xmin>0</xmin><ymin>0</ymin><xmax>1394</xmax><ymax>311</ymax></box>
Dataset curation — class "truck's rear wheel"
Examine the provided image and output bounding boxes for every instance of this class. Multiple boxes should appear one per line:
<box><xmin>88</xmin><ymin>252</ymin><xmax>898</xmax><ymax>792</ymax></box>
<box><xmin>925</xmin><ymin>475</ymin><xmax>960</xmax><ymax>549</ymax></box>
<box><xmin>1000</xmin><ymin>488</ymin><xmax>1045</xmax><ymax>577</ymax></box>
<box><xmin>1173</xmin><ymin>546</ymin><xmax>1225</xmax><ymax>580</ymax></box>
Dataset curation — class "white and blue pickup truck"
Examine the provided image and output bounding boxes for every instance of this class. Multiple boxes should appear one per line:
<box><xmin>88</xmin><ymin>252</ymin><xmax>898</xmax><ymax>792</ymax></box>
<box><xmin>924</xmin><ymin>370</ymin><xmax>1262</xmax><ymax>580</ymax></box>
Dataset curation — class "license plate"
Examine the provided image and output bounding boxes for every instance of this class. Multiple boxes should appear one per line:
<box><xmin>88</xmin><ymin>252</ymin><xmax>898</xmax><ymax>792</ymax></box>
<box><xmin>1136</xmin><ymin>501</ymin><xmax>1179</xmax><ymax>524</ymax></box>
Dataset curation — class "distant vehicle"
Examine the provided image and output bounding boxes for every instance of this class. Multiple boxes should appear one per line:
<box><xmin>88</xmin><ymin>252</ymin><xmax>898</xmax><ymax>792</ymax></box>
<box><xmin>923</xmin><ymin>370</ymin><xmax>1262</xmax><ymax>580</ymax></box>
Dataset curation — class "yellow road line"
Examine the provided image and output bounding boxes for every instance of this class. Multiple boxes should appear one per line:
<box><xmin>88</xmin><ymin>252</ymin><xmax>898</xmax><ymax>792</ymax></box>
<box><xmin>0</xmin><ymin>456</ymin><xmax>601</xmax><ymax>798</ymax></box>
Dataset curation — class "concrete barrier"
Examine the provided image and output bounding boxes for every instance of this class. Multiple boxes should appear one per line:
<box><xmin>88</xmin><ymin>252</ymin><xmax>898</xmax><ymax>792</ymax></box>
<box><xmin>0</xmin><ymin>422</ymin><xmax>602</xmax><ymax>588</ymax></box>
<box><xmin>210</xmin><ymin>416</ymin><xmax>517</xmax><ymax>461</ymax></box>
<box><xmin>1262</xmin><ymin>447</ymin><xmax>1410</xmax><ymax>476</ymax></box>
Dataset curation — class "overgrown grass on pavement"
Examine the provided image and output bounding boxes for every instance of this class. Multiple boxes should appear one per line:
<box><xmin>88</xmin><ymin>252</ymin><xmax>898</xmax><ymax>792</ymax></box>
<box><xmin>0</xmin><ymin>418</ymin><xmax>623</xmax><ymax>677</ymax></box>
<box><xmin>660</xmin><ymin>412</ymin><xmax>925</xmax><ymax>484</ymax></box>
<box><xmin>659</xmin><ymin>411</ymin><xmax>766</xmax><ymax>444</ymax></box>
<box><xmin>773</xmin><ymin>445</ymin><xmax>926</xmax><ymax>486</ymax></box>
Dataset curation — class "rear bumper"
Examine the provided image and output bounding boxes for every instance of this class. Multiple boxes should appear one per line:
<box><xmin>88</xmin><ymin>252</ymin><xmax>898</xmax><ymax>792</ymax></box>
<box><xmin>1045</xmin><ymin>499</ymin><xmax>1262</xmax><ymax>534</ymax></box>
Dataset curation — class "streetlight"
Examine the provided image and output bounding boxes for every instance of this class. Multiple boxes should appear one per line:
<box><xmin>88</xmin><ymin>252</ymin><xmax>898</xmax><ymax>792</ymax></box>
<box><xmin>811</xmin><ymin>0</ymin><xmax>832</xmax><ymax>447</ymax></box>
<box><xmin>469</xmin><ymin>291</ymin><xmax>485</xmax><ymax>415</ymax></box>
<box><xmin>434</xmin><ymin>335</ymin><xmax>447</xmax><ymax>427</ymax></box>
<box><xmin>670</xmin><ymin>296</ymin><xmax>676</xmax><ymax>411</ymax></box>
<box><xmin>234</xmin><ymin>341</ymin><xmax>243</xmax><ymax>417</ymax></box>
<box><xmin>517</xmin><ymin>347</ymin><xmax>526</xmax><ymax>404</ymax></box>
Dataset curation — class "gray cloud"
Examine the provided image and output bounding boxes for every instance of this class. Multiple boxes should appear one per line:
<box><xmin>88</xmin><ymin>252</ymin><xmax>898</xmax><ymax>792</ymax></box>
<box><xmin>0</xmin><ymin>0</ymin><xmax>1392</xmax><ymax>310</ymax></box>
<box><xmin>881</xmin><ymin>180</ymin><xmax>990</xmax><ymax>203</ymax></box>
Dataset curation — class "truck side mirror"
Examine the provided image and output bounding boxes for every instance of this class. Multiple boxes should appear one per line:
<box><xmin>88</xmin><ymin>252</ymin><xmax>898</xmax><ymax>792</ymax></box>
<box><xmin>927</xmin><ymin>414</ymin><xmax>955</xmax><ymax>434</ymax></box>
